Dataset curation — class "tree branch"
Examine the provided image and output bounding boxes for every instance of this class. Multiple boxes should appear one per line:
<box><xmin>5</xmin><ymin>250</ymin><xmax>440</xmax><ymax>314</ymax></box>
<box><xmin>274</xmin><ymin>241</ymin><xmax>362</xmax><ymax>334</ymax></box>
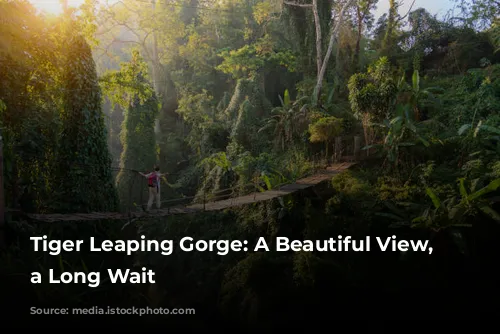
<box><xmin>283</xmin><ymin>1</ymin><xmax>313</xmax><ymax>8</ymax></box>
<box><xmin>397</xmin><ymin>0</ymin><xmax>416</xmax><ymax>22</ymax></box>
<box><xmin>95</xmin><ymin>23</ymin><xmax>121</xmax><ymax>36</ymax></box>
<box><xmin>106</xmin><ymin>0</ymin><xmax>141</xmax><ymax>15</ymax></box>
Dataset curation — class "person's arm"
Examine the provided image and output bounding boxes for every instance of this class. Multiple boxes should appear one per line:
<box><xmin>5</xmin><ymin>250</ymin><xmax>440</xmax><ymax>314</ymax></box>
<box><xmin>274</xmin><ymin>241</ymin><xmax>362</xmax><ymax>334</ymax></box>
<box><xmin>139</xmin><ymin>172</ymin><xmax>152</xmax><ymax>177</ymax></box>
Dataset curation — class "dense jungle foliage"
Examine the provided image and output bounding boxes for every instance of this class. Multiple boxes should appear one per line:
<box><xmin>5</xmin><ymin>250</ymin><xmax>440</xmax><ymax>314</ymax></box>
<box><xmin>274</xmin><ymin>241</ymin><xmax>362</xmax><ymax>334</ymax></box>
<box><xmin>1</xmin><ymin>0</ymin><xmax>500</xmax><ymax>328</ymax></box>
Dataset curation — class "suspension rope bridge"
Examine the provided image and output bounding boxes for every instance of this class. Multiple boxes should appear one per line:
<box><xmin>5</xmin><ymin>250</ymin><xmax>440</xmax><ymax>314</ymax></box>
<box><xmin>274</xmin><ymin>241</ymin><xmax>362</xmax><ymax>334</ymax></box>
<box><xmin>13</xmin><ymin>162</ymin><xmax>356</xmax><ymax>223</ymax></box>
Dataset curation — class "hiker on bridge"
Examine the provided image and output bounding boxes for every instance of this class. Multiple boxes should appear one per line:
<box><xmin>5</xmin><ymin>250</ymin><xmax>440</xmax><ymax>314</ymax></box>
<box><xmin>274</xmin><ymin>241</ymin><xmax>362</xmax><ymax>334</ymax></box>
<box><xmin>139</xmin><ymin>165</ymin><xmax>166</xmax><ymax>212</ymax></box>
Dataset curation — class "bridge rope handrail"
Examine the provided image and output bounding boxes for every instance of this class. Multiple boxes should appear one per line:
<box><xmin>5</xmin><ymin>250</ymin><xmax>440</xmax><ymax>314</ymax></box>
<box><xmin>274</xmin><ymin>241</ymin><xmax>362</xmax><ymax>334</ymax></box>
<box><xmin>135</xmin><ymin>160</ymin><xmax>329</xmax><ymax>207</ymax></box>
<box><xmin>130</xmin><ymin>162</ymin><xmax>332</xmax><ymax>212</ymax></box>
<box><xmin>6</xmin><ymin>150</ymin><xmax>337</xmax><ymax>216</ymax></box>
<box><xmin>149</xmin><ymin>179</ymin><xmax>290</xmax><ymax>206</ymax></box>
<box><xmin>6</xmin><ymin>162</ymin><xmax>355</xmax><ymax>221</ymax></box>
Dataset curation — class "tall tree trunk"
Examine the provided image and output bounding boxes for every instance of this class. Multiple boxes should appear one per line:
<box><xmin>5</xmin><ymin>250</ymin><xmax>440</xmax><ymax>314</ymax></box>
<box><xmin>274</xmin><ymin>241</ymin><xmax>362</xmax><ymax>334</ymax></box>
<box><xmin>313</xmin><ymin>0</ymin><xmax>356</xmax><ymax>104</ymax></box>
<box><xmin>151</xmin><ymin>0</ymin><xmax>161</xmax><ymax>137</ymax></box>
<box><xmin>283</xmin><ymin>1</ymin><xmax>323</xmax><ymax>81</ymax></box>
<box><xmin>312</xmin><ymin>0</ymin><xmax>322</xmax><ymax>76</ymax></box>
<box><xmin>354</xmin><ymin>5</ymin><xmax>363</xmax><ymax>70</ymax></box>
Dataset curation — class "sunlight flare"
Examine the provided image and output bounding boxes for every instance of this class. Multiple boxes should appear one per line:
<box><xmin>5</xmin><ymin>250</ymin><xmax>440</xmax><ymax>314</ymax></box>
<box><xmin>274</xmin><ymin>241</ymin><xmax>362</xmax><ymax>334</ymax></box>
<box><xmin>29</xmin><ymin>0</ymin><xmax>85</xmax><ymax>14</ymax></box>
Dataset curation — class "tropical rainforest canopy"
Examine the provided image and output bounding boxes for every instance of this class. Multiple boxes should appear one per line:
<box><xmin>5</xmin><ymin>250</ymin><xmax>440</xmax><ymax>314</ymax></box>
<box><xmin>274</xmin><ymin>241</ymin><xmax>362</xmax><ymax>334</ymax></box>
<box><xmin>1</xmin><ymin>0</ymin><xmax>500</xmax><ymax>329</ymax></box>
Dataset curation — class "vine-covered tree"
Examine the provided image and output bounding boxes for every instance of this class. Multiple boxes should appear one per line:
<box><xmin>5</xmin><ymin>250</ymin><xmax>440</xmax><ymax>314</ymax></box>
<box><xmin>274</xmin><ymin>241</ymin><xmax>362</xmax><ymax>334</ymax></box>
<box><xmin>101</xmin><ymin>50</ymin><xmax>158</xmax><ymax>209</ymax></box>
<box><xmin>55</xmin><ymin>30</ymin><xmax>119</xmax><ymax>213</ymax></box>
<box><xmin>0</xmin><ymin>0</ymin><xmax>60</xmax><ymax>211</ymax></box>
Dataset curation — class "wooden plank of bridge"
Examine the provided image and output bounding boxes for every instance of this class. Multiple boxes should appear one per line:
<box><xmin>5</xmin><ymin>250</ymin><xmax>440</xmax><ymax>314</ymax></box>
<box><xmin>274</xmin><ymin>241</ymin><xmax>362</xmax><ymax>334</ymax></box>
<box><xmin>187</xmin><ymin>162</ymin><xmax>354</xmax><ymax>212</ymax></box>
<box><xmin>22</xmin><ymin>162</ymin><xmax>356</xmax><ymax>222</ymax></box>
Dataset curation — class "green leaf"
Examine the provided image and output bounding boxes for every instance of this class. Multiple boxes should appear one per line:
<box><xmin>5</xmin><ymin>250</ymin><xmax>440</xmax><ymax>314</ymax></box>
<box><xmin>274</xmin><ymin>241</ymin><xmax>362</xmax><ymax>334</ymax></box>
<box><xmin>448</xmin><ymin>205</ymin><xmax>465</xmax><ymax>220</ymax></box>
<box><xmin>412</xmin><ymin>70</ymin><xmax>420</xmax><ymax>91</ymax></box>
<box><xmin>478</xmin><ymin>205</ymin><xmax>500</xmax><ymax>222</ymax></box>
<box><xmin>417</xmin><ymin>135</ymin><xmax>430</xmax><ymax>147</ymax></box>
<box><xmin>470</xmin><ymin>178</ymin><xmax>481</xmax><ymax>192</ymax></box>
<box><xmin>278</xmin><ymin>94</ymin><xmax>285</xmax><ymax>107</ymax></box>
<box><xmin>473</xmin><ymin>120</ymin><xmax>482</xmax><ymax>137</ymax></box>
<box><xmin>425</xmin><ymin>87</ymin><xmax>444</xmax><ymax>94</ymax></box>
<box><xmin>468</xmin><ymin>151</ymin><xmax>482</xmax><ymax>157</ymax></box>
<box><xmin>458</xmin><ymin>178</ymin><xmax>468</xmax><ymax>201</ymax></box>
<box><xmin>425</xmin><ymin>188</ymin><xmax>441</xmax><ymax>209</ymax></box>
<box><xmin>255</xmin><ymin>185</ymin><xmax>266</xmax><ymax>192</ymax></box>
<box><xmin>361</xmin><ymin>144</ymin><xmax>381</xmax><ymax>150</ymax></box>
<box><xmin>467</xmin><ymin>178</ymin><xmax>500</xmax><ymax>201</ymax></box>
<box><xmin>479</xmin><ymin>124</ymin><xmax>500</xmax><ymax>135</ymax></box>
<box><xmin>390</xmin><ymin>116</ymin><xmax>403</xmax><ymax>125</ymax></box>
<box><xmin>283</xmin><ymin>89</ymin><xmax>291</xmax><ymax>106</ymax></box>
<box><xmin>398</xmin><ymin>73</ymin><xmax>406</xmax><ymax>88</ymax></box>
<box><xmin>458</xmin><ymin>124</ymin><xmax>471</xmax><ymax>135</ymax></box>
<box><xmin>261</xmin><ymin>173</ymin><xmax>272</xmax><ymax>190</ymax></box>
